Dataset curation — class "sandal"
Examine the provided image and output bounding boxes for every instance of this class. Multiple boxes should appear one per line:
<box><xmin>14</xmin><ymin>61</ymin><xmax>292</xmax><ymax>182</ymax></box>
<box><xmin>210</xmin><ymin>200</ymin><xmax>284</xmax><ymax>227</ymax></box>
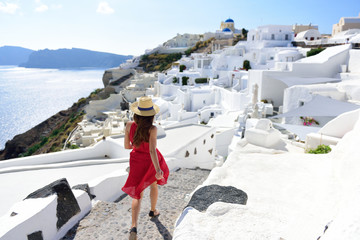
<box><xmin>129</xmin><ymin>227</ymin><xmax>137</xmax><ymax>240</ymax></box>
<box><xmin>149</xmin><ymin>209</ymin><xmax>160</xmax><ymax>218</ymax></box>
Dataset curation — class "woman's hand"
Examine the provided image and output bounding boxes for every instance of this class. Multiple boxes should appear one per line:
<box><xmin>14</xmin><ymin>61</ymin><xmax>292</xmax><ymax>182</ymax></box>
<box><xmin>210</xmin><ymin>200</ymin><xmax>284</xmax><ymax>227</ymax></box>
<box><xmin>155</xmin><ymin>169</ymin><xmax>164</xmax><ymax>180</ymax></box>
<box><xmin>124</xmin><ymin>121</ymin><xmax>133</xmax><ymax>149</ymax></box>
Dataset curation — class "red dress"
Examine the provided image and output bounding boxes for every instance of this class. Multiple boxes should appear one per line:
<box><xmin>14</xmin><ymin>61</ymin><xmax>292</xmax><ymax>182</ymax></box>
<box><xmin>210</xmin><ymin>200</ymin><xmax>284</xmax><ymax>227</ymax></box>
<box><xmin>122</xmin><ymin>122</ymin><xmax>169</xmax><ymax>199</ymax></box>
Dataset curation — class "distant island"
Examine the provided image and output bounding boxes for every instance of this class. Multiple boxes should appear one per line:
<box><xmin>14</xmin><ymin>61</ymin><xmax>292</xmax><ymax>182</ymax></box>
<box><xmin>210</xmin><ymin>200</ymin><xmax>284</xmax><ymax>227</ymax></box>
<box><xmin>0</xmin><ymin>46</ymin><xmax>133</xmax><ymax>69</ymax></box>
<box><xmin>0</xmin><ymin>46</ymin><xmax>34</xmax><ymax>65</ymax></box>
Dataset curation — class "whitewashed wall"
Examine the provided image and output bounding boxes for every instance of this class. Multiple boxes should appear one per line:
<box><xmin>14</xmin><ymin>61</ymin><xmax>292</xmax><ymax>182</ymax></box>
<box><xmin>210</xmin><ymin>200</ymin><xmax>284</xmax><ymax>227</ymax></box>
<box><xmin>215</xmin><ymin>128</ymin><xmax>236</xmax><ymax>157</ymax></box>
<box><xmin>177</xmin><ymin>88</ymin><xmax>191</xmax><ymax>111</ymax></box>
<box><xmin>348</xmin><ymin>49</ymin><xmax>360</xmax><ymax>73</ymax></box>
<box><xmin>85</xmin><ymin>94</ymin><xmax>124</xmax><ymax>119</ymax></box>
<box><xmin>190</xmin><ymin>89</ymin><xmax>215</xmax><ymax>112</ymax></box>
<box><xmin>215</xmin><ymin>87</ymin><xmax>250</xmax><ymax>111</ymax></box>
<box><xmin>0</xmin><ymin>190</ymin><xmax>91</xmax><ymax>240</ymax></box>
<box><xmin>166</xmin><ymin>125</ymin><xmax>217</xmax><ymax>170</ymax></box>
<box><xmin>319</xmin><ymin>109</ymin><xmax>360</xmax><ymax>138</ymax></box>
<box><xmin>199</xmin><ymin>108</ymin><xmax>223</xmax><ymax>123</ymax></box>
<box><xmin>159</xmin><ymin>83</ymin><xmax>180</xmax><ymax>98</ymax></box>
<box><xmin>0</xmin><ymin>139</ymin><xmax>130</xmax><ymax>171</ymax></box>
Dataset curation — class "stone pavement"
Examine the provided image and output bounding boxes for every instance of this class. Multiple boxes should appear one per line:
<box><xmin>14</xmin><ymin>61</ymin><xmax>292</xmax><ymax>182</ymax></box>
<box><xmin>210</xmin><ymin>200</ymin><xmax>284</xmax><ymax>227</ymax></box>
<box><xmin>61</xmin><ymin>168</ymin><xmax>210</xmax><ymax>240</ymax></box>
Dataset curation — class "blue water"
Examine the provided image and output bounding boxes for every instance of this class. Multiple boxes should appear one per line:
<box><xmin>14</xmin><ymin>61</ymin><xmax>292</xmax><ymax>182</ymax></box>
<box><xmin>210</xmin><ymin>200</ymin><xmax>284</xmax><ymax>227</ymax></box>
<box><xmin>0</xmin><ymin>66</ymin><xmax>105</xmax><ymax>150</ymax></box>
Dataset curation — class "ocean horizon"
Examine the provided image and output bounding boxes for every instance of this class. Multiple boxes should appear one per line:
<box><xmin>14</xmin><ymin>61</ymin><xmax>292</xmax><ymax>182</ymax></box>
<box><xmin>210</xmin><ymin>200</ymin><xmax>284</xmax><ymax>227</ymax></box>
<box><xmin>0</xmin><ymin>66</ymin><xmax>105</xmax><ymax>150</ymax></box>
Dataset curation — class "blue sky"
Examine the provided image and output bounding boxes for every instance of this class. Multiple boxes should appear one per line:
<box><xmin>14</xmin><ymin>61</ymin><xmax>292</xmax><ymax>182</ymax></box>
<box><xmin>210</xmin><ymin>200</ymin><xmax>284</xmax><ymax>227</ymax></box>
<box><xmin>0</xmin><ymin>0</ymin><xmax>359</xmax><ymax>56</ymax></box>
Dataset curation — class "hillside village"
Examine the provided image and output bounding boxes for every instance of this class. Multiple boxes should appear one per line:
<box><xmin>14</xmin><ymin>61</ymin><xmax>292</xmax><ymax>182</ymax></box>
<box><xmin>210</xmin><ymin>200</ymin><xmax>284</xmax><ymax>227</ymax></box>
<box><xmin>1</xmin><ymin>14</ymin><xmax>360</xmax><ymax>240</ymax></box>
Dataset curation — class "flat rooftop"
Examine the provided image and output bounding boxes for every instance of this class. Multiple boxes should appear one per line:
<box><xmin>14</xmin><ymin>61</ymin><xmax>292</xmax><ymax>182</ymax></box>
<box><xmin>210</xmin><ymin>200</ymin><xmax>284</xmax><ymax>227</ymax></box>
<box><xmin>113</xmin><ymin>124</ymin><xmax>213</xmax><ymax>156</ymax></box>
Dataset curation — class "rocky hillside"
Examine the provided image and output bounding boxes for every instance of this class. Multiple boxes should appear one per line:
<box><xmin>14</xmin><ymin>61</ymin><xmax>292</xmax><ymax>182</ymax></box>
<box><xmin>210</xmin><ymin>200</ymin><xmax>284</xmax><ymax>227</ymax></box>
<box><xmin>0</xmin><ymin>89</ymin><xmax>104</xmax><ymax>160</ymax></box>
<box><xmin>137</xmin><ymin>36</ymin><xmax>244</xmax><ymax>72</ymax></box>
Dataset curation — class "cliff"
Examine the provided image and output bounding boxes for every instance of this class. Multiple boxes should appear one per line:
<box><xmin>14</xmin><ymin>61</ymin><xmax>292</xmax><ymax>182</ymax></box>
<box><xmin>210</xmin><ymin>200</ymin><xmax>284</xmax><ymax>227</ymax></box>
<box><xmin>0</xmin><ymin>46</ymin><xmax>34</xmax><ymax>65</ymax></box>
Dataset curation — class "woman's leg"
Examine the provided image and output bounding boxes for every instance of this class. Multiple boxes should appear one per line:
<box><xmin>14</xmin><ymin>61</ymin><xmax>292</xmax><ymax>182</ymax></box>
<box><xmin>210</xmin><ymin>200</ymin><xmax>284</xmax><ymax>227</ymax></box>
<box><xmin>150</xmin><ymin>181</ymin><xmax>159</xmax><ymax>213</ymax></box>
<box><xmin>131</xmin><ymin>191</ymin><xmax>144</xmax><ymax>228</ymax></box>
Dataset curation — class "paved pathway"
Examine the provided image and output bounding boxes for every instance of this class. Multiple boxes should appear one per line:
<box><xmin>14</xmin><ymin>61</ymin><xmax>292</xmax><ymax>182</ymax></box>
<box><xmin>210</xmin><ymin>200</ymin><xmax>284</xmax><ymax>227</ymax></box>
<box><xmin>61</xmin><ymin>168</ymin><xmax>210</xmax><ymax>240</ymax></box>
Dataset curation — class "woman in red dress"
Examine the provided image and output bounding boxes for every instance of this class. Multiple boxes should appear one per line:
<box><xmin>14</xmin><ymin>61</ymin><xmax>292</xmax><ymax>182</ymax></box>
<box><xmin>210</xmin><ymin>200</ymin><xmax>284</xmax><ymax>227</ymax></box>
<box><xmin>122</xmin><ymin>96</ymin><xmax>169</xmax><ymax>240</ymax></box>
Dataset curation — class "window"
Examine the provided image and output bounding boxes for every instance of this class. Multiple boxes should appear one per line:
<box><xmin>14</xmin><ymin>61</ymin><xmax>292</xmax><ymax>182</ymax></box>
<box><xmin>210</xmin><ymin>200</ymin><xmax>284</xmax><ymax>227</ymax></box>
<box><xmin>285</xmin><ymin>34</ymin><xmax>289</xmax><ymax>40</ymax></box>
<box><xmin>299</xmin><ymin>100</ymin><xmax>305</xmax><ymax>107</ymax></box>
<box><xmin>252</xmin><ymin>35</ymin><xmax>255</xmax><ymax>41</ymax></box>
<box><xmin>271</xmin><ymin>34</ymin><xmax>275</xmax><ymax>40</ymax></box>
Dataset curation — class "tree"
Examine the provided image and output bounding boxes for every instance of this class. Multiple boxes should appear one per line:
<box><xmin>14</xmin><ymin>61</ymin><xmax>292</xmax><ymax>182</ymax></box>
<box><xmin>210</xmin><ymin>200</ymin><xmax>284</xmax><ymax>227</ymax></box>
<box><xmin>179</xmin><ymin>64</ymin><xmax>186</xmax><ymax>72</ymax></box>
<box><xmin>182</xmin><ymin>76</ymin><xmax>189</xmax><ymax>85</ymax></box>
<box><xmin>243</xmin><ymin>60</ymin><xmax>251</xmax><ymax>70</ymax></box>
<box><xmin>242</xmin><ymin>28</ymin><xmax>248</xmax><ymax>39</ymax></box>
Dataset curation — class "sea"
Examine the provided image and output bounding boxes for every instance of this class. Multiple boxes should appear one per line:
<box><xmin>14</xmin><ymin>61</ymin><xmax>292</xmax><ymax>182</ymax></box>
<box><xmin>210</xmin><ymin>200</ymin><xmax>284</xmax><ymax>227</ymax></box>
<box><xmin>0</xmin><ymin>66</ymin><xmax>105</xmax><ymax>150</ymax></box>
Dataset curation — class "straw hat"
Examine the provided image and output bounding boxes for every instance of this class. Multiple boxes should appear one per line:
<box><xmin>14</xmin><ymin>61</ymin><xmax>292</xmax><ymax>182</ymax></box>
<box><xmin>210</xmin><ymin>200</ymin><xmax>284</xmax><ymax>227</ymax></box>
<box><xmin>130</xmin><ymin>96</ymin><xmax>160</xmax><ymax>116</ymax></box>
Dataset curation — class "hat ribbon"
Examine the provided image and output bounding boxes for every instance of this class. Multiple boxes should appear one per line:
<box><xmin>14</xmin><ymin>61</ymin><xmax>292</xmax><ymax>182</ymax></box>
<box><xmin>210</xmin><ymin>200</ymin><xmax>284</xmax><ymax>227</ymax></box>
<box><xmin>138</xmin><ymin>106</ymin><xmax>154</xmax><ymax>111</ymax></box>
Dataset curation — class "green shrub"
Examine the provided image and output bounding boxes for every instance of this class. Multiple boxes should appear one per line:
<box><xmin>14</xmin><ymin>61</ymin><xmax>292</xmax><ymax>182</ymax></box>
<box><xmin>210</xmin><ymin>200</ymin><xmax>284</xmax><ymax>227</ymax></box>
<box><xmin>69</xmin><ymin>144</ymin><xmax>79</xmax><ymax>149</ymax></box>
<box><xmin>173</xmin><ymin>77</ymin><xmax>178</xmax><ymax>84</ymax></box>
<box><xmin>90</xmin><ymin>88</ymin><xmax>102</xmax><ymax>95</ymax></box>
<box><xmin>140</xmin><ymin>54</ymin><xmax>149</xmax><ymax>61</ymax></box>
<box><xmin>307</xmin><ymin>48</ymin><xmax>325</xmax><ymax>57</ymax></box>
<box><xmin>24</xmin><ymin>143</ymin><xmax>41</xmax><ymax>156</ymax></box>
<box><xmin>40</xmin><ymin>137</ymin><xmax>49</xmax><ymax>146</ymax></box>
<box><xmin>50</xmin><ymin>143</ymin><xmax>61</xmax><ymax>152</ymax></box>
<box><xmin>185</xmin><ymin>48</ymin><xmax>192</xmax><ymax>56</ymax></box>
<box><xmin>179</xmin><ymin>65</ymin><xmax>186</xmax><ymax>72</ymax></box>
<box><xmin>77</xmin><ymin>97</ymin><xmax>87</xmax><ymax>107</ymax></box>
<box><xmin>307</xmin><ymin>144</ymin><xmax>332</xmax><ymax>154</ymax></box>
<box><xmin>182</xmin><ymin>76</ymin><xmax>189</xmax><ymax>85</ymax></box>
<box><xmin>50</xmin><ymin>124</ymin><xmax>65</xmax><ymax>137</ymax></box>
<box><xmin>243</xmin><ymin>60</ymin><xmax>251</xmax><ymax>70</ymax></box>
<box><xmin>139</xmin><ymin>52</ymin><xmax>182</xmax><ymax>72</ymax></box>
<box><xmin>195</xmin><ymin>78</ymin><xmax>207</xmax><ymax>84</ymax></box>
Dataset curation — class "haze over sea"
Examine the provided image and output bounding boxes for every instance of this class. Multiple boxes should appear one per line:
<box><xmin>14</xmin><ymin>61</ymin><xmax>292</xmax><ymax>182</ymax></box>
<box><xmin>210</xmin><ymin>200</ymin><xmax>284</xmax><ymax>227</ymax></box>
<box><xmin>0</xmin><ymin>66</ymin><xmax>105</xmax><ymax>150</ymax></box>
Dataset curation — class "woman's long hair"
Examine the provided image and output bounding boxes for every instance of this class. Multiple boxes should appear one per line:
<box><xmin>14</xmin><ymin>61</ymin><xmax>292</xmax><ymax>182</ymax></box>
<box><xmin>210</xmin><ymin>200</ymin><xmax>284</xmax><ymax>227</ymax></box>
<box><xmin>133</xmin><ymin>114</ymin><xmax>154</xmax><ymax>147</ymax></box>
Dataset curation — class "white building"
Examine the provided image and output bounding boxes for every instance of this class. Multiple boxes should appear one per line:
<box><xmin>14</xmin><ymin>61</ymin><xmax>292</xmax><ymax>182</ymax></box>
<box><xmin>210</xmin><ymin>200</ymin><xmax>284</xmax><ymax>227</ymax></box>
<box><xmin>294</xmin><ymin>29</ymin><xmax>322</xmax><ymax>41</ymax></box>
<box><xmin>247</xmin><ymin>44</ymin><xmax>351</xmax><ymax>107</ymax></box>
<box><xmin>204</xmin><ymin>18</ymin><xmax>243</xmax><ymax>41</ymax></box>
<box><xmin>227</xmin><ymin>25</ymin><xmax>300</xmax><ymax>69</ymax></box>
<box><xmin>279</xmin><ymin>47</ymin><xmax>360</xmax><ymax>126</ymax></box>
<box><xmin>332</xmin><ymin>12</ymin><xmax>360</xmax><ymax>36</ymax></box>
<box><xmin>292</xmin><ymin>23</ymin><xmax>318</xmax><ymax>35</ymax></box>
<box><xmin>329</xmin><ymin>29</ymin><xmax>360</xmax><ymax>44</ymax></box>
<box><xmin>247</xmin><ymin>25</ymin><xmax>294</xmax><ymax>48</ymax></box>
<box><xmin>163</xmin><ymin>33</ymin><xmax>202</xmax><ymax>48</ymax></box>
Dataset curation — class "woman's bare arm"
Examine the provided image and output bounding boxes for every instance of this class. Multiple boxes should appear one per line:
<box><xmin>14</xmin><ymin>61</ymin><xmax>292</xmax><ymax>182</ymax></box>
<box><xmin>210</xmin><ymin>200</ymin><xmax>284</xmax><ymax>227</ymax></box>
<box><xmin>124</xmin><ymin>121</ymin><xmax>133</xmax><ymax>149</ymax></box>
<box><xmin>149</xmin><ymin>126</ymin><xmax>163</xmax><ymax>179</ymax></box>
